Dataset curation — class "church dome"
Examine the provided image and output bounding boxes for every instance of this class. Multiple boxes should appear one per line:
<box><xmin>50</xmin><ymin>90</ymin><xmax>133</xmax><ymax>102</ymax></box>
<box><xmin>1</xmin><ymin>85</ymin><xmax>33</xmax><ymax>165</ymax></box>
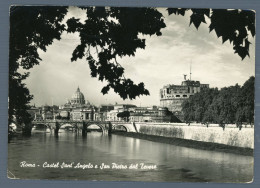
<box><xmin>70</xmin><ymin>87</ymin><xmax>85</xmax><ymax>105</ymax></box>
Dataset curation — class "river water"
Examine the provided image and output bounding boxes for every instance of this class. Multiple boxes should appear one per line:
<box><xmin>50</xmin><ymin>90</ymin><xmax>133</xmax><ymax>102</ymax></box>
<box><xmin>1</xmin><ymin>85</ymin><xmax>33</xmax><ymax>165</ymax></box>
<box><xmin>8</xmin><ymin>131</ymin><xmax>253</xmax><ymax>183</ymax></box>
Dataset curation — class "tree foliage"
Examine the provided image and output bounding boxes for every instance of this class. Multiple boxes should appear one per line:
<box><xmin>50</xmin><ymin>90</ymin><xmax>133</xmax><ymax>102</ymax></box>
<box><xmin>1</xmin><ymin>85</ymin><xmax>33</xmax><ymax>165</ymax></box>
<box><xmin>67</xmin><ymin>7</ymin><xmax>166</xmax><ymax>100</ymax></box>
<box><xmin>9</xmin><ymin>6</ymin><xmax>68</xmax><ymax>126</ymax></box>
<box><xmin>182</xmin><ymin>76</ymin><xmax>255</xmax><ymax>125</ymax></box>
<box><xmin>117</xmin><ymin>111</ymin><xmax>130</xmax><ymax>122</ymax></box>
<box><xmin>168</xmin><ymin>8</ymin><xmax>255</xmax><ymax>60</ymax></box>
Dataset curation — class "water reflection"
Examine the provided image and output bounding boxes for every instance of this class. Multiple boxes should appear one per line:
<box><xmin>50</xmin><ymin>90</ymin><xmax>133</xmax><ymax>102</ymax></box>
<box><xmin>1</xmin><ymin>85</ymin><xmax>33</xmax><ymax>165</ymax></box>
<box><xmin>8</xmin><ymin>132</ymin><xmax>253</xmax><ymax>182</ymax></box>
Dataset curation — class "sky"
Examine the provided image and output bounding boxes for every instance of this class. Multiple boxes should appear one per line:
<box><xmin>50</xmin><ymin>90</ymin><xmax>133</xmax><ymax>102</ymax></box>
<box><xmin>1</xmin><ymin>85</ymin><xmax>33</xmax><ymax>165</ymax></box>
<box><xmin>20</xmin><ymin>7</ymin><xmax>255</xmax><ymax>107</ymax></box>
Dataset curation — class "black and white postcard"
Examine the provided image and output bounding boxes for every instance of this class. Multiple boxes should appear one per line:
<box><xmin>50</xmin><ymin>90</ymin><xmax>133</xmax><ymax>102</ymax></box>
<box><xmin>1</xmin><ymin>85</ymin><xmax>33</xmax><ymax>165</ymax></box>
<box><xmin>8</xmin><ymin>6</ymin><xmax>255</xmax><ymax>183</ymax></box>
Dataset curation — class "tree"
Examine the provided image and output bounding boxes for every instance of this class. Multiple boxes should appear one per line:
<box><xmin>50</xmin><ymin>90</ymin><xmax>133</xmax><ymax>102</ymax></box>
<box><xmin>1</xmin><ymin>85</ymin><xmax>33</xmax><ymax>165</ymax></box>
<box><xmin>181</xmin><ymin>77</ymin><xmax>254</xmax><ymax>125</ymax></box>
<box><xmin>202</xmin><ymin>88</ymin><xmax>219</xmax><ymax>123</ymax></box>
<box><xmin>9</xmin><ymin>6</ymin><xmax>255</xmax><ymax>129</ymax></box>
<box><xmin>117</xmin><ymin>111</ymin><xmax>130</xmax><ymax>122</ymax></box>
<box><xmin>240</xmin><ymin>76</ymin><xmax>255</xmax><ymax>124</ymax></box>
<box><xmin>182</xmin><ymin>98</ymin><xmax>194</xmax><ymax>123</ymax></box>
<box><xmin>9</xmin><ymin>6</ymin><xmax>68</xmax><ymax>131</ymax></box>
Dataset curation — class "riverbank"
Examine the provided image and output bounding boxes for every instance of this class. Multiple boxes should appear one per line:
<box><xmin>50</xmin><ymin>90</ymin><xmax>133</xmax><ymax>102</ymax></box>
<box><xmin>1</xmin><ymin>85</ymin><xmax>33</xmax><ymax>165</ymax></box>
<box><xmin>112</xmin><ymin>132</ymin><xmax>253</xmax><ymax>156</ymax></box>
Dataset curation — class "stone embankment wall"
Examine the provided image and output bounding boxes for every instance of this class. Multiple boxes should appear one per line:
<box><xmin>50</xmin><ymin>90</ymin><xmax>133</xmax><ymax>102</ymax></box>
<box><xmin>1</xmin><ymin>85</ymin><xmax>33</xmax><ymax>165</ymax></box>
<box><xmin>134</xmin><ymin>123</ymin><xmax>254</xmax><ymax>149</ymax></box>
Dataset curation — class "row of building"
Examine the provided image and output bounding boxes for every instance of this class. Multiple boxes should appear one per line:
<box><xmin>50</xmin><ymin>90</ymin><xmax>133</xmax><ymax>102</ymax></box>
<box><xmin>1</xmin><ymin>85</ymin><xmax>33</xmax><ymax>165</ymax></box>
<box><xmin>28</xmin><ymin>76</ymin><xmax>209</xmax><ymax>123</ymax></box>
<box><xmin>28</xmin><ymin>87</ymin><xmax>179</xmax><ymax>123</ymax></box>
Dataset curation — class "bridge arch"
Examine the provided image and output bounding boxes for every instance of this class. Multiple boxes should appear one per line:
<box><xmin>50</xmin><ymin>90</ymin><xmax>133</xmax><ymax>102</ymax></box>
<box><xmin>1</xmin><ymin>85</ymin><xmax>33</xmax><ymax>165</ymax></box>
<box><xmin>31</xmin><ymin>123</ymin><xmax>52</xmax><ymax>131</ymax></box>
<box><xmin>59</xmin><ymin>123</ymin><xmax>77</xmax><ymax>128</ymax></box>
<box><xmin>85</xmin><ymin>122</ymin><xmax>107</xmax><ymax>133</ymax></box>
<box><xmin>59</xmin><ymin>123</ymin><xmax>77</xmax><ymax>131</ymax></box>
<box><xmin>112</xmin><ymin>124</ymin><xmax>128</xmax><ymax>132</ymax></box>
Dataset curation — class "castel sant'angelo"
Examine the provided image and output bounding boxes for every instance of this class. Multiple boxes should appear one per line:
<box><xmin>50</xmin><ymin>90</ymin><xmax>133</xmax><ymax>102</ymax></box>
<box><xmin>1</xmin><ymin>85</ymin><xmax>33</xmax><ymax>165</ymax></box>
<box><xmin>160</xmin><ymin>73</ymin><xmax>209</xmax><ymax>118</ymax></box>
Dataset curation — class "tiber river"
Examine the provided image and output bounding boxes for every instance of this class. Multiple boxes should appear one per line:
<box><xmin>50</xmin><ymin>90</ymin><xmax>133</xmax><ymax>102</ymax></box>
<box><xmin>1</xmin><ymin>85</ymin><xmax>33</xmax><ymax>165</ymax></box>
<box><xmin>8</xmin><ymin>128</ymin><xmax>253</xmax><ymax>183</ymax></box>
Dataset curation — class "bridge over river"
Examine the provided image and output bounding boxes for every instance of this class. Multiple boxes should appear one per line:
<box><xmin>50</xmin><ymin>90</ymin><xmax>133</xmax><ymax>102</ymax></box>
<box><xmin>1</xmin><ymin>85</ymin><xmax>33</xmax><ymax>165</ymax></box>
<box><xmin>32</xmin><ymin>120</ymin><xmax>138</xmax><ymax>134</ymax></box>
